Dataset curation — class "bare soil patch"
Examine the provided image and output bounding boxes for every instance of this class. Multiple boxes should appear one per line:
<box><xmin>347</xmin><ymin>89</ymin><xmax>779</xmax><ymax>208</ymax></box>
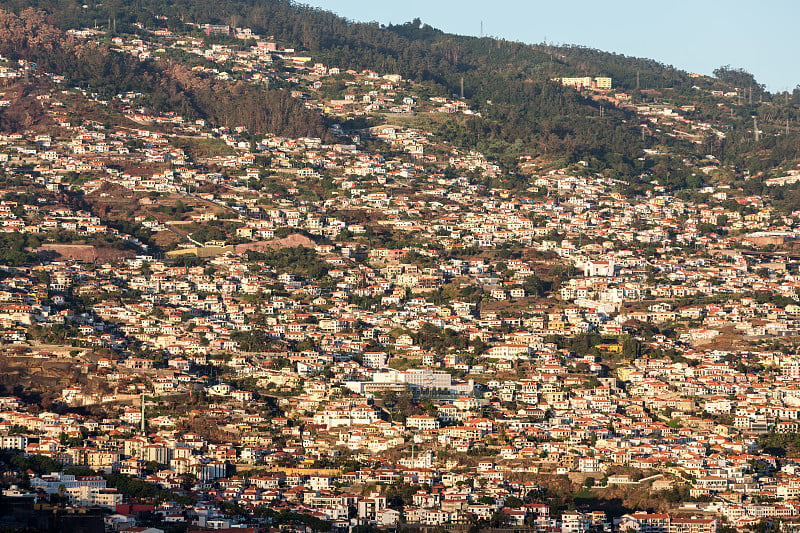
<box><xmin>235</xmin><ymin>234</ymin><xmax>316</xmax><ymax>251</ymax></box>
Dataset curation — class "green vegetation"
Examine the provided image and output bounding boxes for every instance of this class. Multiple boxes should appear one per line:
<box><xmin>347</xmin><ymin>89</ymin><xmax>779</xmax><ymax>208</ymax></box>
<box><xmin>251</xmin><ymin>508</ymin><xmax>331</xmax><ymax>531</ymax></box>
<box><xmin>106</xmin><ymin>473</ymin><xmax>195</xmax><ymax>505</ymax></box>
<box><xmin>247</xmin><ymin>246</ymin><xmax>329</xmax><ymax>279</ymax></box>
<box><xmin>231</xmin><ymin>329</ymin><xmax>280</xmax><ymax>352</ymax></box>
<box><xmin>152</xmin><ymin>200</ymin><xmax>189</xmax><ymax>218</ymax></box>
<box><xmin>1</xmin><ymin>0</ymin><xmax>797</xmax><ymax>182</ymax></box>
<box><xmin>0</xmin><ymin>231</ymin><xmax>38</xmax><ymax>265</ymax></box>
<box><xmin>759</xmin><ymin>432</ymin><xmax>800</xmax><ymax>458</ymax></box>
<box><xmin>0</xmin><ymin>451</ymin><xmax>62</xmax><ymax>474</ymax></box>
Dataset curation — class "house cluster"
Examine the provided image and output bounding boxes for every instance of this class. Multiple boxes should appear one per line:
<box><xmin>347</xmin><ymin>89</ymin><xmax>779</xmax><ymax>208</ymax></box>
<box><xmin>5</xmin><ymin>14</ymin><xmax>800</xmax><ymax>533</ymax></box>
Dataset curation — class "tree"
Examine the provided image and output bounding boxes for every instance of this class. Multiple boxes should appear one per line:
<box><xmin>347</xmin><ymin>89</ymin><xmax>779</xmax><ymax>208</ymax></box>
<box><xmin>713</xmin><ymin>65</ymin><xmax>765</xmax><ymax>95</ymax></box>
<box><xmin>522</xmin><ymin>274</ymin><xmax>545</xmax><ymax>297</ymax></box>
<box><xmin>505</xmin><ymin>496</ymin><xmax>523</xmax><ymax>507</ymax></box>
<box><xmin>621</xmin><ymin>335</ymin><xmax>638</xmax><ymax>358</ymax></box>
<box><xmin>179</xmin><ymin>473</ymin><xmax>197</xmax><ymax>490</ymax></box>
<box><xmin>143</xmin><ymin>460</ymin><xmax>161</xmax><ymax>474</ymax></box>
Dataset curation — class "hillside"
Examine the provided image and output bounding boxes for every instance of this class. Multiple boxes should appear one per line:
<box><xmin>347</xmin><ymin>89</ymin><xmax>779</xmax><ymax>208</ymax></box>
<box><xmin>0</xmin><ymin>8</ymin><xmax>331</xmax><ymax>139</ymax></box>
<box><xmin>0</xmin><ymin>0</ymin><xmax>799</xmax><ymax>187</ymax></box>
<box><xmin>4</xmin><ymin>2</ymin><xmax>800</xmax><ymax>529</ymax></box>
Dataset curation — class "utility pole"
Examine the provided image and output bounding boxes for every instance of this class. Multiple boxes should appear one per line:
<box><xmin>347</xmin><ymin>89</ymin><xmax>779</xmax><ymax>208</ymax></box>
<box><xmin>754</xmin><ymin>116</ymin><xmax>760</xmax><ymax>142</ymax></box>
<box><xmin>140</xmin><ymin>393</ymin><xmax>147</xmax><ymax>435</ymax></box>
<box><xmin>460</xmin><ymin>77</ymin><xmax>464</xmax><ymax>99</ymax></box>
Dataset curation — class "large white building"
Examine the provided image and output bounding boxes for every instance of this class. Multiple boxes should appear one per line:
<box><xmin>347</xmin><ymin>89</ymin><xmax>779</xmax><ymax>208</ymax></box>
<box><xmin>0</xmin><ymin>435</ymin><xmax>27</xmax><ymax>450</ymax></box>
<box><xmin>346</xmin><ymin>368</ymin><xmax>474</xmax><ymax>396</ymax></box>
<box><xmin>363</xmin><ymin>351</ymin><xmax>388</xmax><ymax>369</ymax></box>
<box><xmin>406</xmin><ymin>415</ymin><xmax>440</xmax><ymax>431</ymax></box>
<box><xmin>30</xmin><ymin>473</ymin><xmax>122</xmax><ymax>508</ymax></box>
<box><xmin>30</xmin><ymin>473</ymin><xmax>106</xmax><ymax>493</ymax></box>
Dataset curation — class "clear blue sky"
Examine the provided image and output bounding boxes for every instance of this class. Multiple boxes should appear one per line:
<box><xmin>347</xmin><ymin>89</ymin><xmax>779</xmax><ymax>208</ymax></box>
<box><xmin>303</xmin><ymin>0</ymin><xmax>799</xmax><ymax>93</ymax></box>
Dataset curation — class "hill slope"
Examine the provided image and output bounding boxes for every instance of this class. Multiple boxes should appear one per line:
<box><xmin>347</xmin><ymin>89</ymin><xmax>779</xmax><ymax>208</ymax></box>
<box><xmin>0</xmin><ymin>0</ymin><xmax>799</xmax><ymax>184</ymax></box>
<box><xmin>0</xmin><ymin>7</ymin><xmax>330</xmax><ymax>139</ymax></box>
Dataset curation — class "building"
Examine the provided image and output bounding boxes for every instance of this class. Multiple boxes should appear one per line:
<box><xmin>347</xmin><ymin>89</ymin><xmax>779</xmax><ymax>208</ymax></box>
<box><xmin>618</xmin><ymin>513</ymin><xmax>670</xmax><ymax>533</ymax></box>
<box><xmin>554</xmin><ymin>77</ymin><xmax>613</xmax><ymax>91</ymax></box>
<box><xmin>670</xmin><ymin>518</ymin><xmax>718</xmax><ymax>533</ymax></box>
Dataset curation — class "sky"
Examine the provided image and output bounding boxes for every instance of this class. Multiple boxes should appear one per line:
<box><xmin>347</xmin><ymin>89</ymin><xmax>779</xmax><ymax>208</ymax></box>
<box><xmin>302</xmin><ymin>0</ymin><xmax>799</xmax><ymax>93</ymax></box>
